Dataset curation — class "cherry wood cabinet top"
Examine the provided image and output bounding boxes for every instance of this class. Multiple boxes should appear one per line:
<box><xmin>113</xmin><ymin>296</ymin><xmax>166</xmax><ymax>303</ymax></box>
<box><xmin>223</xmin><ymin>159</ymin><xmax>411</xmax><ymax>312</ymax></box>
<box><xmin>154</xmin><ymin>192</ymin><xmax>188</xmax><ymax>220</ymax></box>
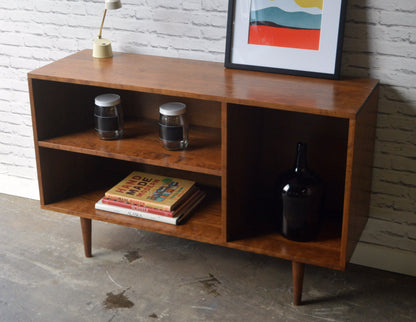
<box><xmin>28</xmin><ymin>49</ymin><xmax>378</xmax><ymax>118</ymax></box>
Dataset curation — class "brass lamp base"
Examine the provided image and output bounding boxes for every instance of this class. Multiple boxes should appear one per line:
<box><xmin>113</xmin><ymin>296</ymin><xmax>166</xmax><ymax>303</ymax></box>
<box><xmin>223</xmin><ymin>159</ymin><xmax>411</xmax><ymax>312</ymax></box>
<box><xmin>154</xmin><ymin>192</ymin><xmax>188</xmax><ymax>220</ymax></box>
<box><xmin>93</xmin><ymin>38</ymin><xmax>113</xmax><ymax>58</ymax></box>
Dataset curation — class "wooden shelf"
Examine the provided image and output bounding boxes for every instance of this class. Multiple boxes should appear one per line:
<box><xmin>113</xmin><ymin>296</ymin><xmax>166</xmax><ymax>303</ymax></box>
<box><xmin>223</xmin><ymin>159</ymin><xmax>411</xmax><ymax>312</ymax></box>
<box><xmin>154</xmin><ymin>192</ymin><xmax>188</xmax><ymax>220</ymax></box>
<box><xmin>44</xmin><ymin>188</ymin><xmax>341</xmax><ymax>269</ymax></box>
<box><xmin>228</xmin><ymin>221</ymin><xmax>342</xmax><ymax>270</ymax></box>
<box><xmin>42</xmin><ymin>187</ymin><xmax>223</xmax><ymax>246</ymax></box>
<box><xmin>29</xmin><ymin>50</ymin><xmax>378</xmax><ymax>118</ymax></box>
<box><xmin>38</xmin><ymin>119</ymin><xmax>222</xmax><ymax>176</ymax></box>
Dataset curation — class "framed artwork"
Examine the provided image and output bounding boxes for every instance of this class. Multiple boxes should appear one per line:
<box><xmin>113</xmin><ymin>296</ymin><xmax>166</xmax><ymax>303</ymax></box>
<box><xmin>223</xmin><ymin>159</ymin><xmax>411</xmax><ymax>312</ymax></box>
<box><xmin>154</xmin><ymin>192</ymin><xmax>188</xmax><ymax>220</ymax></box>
<box><xmin>225</xmin><ymin>0</ymin><xmax>348</xmax><ymax>79</ymax></box>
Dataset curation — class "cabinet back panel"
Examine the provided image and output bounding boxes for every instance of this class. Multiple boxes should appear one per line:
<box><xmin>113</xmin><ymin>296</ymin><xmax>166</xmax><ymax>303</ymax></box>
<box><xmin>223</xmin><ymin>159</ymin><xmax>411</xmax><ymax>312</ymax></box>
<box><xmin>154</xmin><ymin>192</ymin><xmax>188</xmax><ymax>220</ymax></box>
<box><xmin>260</xmin><ymin>109</ymin><xmax>349</xmax><ymax>218</ymax></box>
<box><xmin>38</xmin><ymin>149</ymin><xmax>105</xmax><ymax>204</ymax></box>
<box><xmin>121</xmin><ymin>92</ymin><xmax>221</xmax><ymax>128</ymax></box>
<box><xmin>226</xmin><ymin>104</ymin><xmax>266</xmax><ymax>240</ymax></box>
<box><xmin>32</xmin><ymin>80</ymin><xmax>97</xmax><ymax>140</ymax></box>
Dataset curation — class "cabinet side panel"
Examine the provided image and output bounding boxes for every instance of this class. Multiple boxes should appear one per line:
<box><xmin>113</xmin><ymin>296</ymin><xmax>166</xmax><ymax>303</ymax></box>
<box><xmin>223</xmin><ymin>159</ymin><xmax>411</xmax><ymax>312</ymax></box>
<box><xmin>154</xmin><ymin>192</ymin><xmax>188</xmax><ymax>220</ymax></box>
<box><xmin>221</xmin><ymin>102</ymin><xmax>228</xmax><ymax>242</ymax></box>
<box><xmin>28</xmin><ymin>78</ymin><xmax>45</xmax><ymax>204</ymax></box>
<box><xmin>343</xmin><ymin>86</ymin><xmax>379</xmax><ymax>266</ymax></box>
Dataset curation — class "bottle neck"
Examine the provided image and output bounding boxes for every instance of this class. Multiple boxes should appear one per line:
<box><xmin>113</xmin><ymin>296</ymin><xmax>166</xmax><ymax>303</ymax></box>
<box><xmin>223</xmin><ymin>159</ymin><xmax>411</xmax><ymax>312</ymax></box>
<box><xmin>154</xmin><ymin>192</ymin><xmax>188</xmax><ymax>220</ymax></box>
<box><xmin>294</xmin><ymin>142</ymin><xmax>307</xmax><ymax>173</ymax></box>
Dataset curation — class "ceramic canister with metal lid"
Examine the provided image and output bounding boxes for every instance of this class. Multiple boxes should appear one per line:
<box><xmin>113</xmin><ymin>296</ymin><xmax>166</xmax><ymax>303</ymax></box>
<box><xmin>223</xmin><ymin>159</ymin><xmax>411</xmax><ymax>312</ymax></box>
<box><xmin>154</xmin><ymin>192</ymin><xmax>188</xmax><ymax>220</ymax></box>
<box><xmin>159</xmin><ymin>102</ymin><xmax>189</xmax><ymax>150</ymax></box>
<box><xmin>94</xmin><ymin>93</ymin><xmax>124</xmax><ymax>140</ymax></box>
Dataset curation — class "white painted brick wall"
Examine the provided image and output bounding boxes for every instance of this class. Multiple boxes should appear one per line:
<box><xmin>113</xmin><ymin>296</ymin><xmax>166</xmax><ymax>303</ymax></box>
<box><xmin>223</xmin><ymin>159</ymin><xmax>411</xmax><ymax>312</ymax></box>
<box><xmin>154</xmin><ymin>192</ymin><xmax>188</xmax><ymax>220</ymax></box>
<box><xmin>0</xmin><ymin>1</ymin><xmax>415</xmax><ymax>274</ymax></box>
<box><xmin>342</xmin><ymin>0</ymin><xmax>416</xmax><ymax>273</ymax></box>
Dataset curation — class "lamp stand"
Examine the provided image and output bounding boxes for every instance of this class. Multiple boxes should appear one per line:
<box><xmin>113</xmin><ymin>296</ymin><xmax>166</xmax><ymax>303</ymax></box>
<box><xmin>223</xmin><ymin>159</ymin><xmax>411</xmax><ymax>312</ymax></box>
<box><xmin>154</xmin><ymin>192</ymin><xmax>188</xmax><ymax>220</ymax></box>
<box><xmin>92</xmin><ymin>9</ymin><xmax>113</xmax><ymax>58</ymax></box>
<box><xmin>93</xmin><ymin>38</ymin><xmax>113</xmax><ymax>58</ymax></box>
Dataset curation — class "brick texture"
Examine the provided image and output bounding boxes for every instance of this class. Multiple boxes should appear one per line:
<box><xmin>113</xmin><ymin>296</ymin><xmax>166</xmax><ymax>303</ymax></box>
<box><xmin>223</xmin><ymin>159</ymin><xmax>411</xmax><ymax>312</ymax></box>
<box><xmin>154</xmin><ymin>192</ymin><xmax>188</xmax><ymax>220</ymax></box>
<box><xmin>0</xmin><ymin>1</ymin><xmax>415</xmax><ymax>267</ymax></box>
<box><xmin>341</xmin><ymin>0</ymin><xmax>416</xmax><ymax>259</ymax></box>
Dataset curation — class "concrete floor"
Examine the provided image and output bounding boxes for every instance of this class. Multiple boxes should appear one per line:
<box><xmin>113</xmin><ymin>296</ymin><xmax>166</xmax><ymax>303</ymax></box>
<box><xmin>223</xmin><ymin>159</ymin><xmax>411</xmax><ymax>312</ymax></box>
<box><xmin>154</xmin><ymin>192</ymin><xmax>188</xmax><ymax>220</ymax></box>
<box><xmin>0</xmin><ymin>193</ymin><xmax>415</xmax><ymax>322</ymax></box>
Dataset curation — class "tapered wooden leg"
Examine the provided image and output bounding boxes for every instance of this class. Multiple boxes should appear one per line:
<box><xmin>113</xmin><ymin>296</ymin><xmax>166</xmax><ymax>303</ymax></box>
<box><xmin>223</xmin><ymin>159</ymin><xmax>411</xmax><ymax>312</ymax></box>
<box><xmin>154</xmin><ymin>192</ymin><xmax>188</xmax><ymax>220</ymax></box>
<box><xmin>292</xmin><ymin>261</ymin><xmax>305</xmax><ymax>306</ymax></box>
<box><xmin>80</xmin><ymin>217</ymin><xmax>92</xmax><ymax>258</ymax></box>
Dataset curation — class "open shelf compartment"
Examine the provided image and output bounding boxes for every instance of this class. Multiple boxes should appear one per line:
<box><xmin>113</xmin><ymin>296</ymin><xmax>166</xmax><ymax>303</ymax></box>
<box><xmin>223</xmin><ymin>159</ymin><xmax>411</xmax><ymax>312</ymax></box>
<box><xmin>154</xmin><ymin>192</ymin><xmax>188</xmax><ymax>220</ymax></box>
<box><xmin>43</xmin><ymin>187</ymin><xmax>223</xmax><ymax>246</ymax></box>
<box><xmin>31</xmin><ymin>79</ymin><xmax>222</xmax><ymax>175</ymax></box>
<box><xmin>224</xmin><ymin>103</ymin><xmax>349</xmax><ymax>269</ymax></box>
<box><xmin>37</xmin><ymin>148</ymin><xmax>224</xmax><ymax>244</ymax></box>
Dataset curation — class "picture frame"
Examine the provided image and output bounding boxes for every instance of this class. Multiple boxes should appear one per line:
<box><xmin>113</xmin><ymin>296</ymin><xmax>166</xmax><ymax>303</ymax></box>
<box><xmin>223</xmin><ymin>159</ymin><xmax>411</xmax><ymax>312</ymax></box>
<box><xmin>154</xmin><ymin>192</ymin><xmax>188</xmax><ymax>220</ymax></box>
<box><xmin>225</xmin><ymin>0</ymin><xmax>348</xmax><ymax>79</ymax></box>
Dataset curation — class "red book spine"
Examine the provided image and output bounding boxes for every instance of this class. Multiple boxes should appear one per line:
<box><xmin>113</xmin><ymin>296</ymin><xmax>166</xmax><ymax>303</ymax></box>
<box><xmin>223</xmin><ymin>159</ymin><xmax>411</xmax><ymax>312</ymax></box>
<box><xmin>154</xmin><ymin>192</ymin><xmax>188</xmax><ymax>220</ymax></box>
<box><xmin>102</xmin><ymin>198</ymin><xmax>174</xmax><ymax>217</ymax></box>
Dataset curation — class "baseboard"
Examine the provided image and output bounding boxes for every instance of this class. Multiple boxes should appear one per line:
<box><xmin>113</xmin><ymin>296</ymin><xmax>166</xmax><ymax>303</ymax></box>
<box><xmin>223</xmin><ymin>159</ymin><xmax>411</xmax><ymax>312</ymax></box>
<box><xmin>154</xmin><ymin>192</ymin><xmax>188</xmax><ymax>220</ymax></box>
<box><xmin>0</xmin><ymin>174</ymin><xmax>40</xmax><ymax>200</ymax></box>
<box><xmin>350</xmin><ymin>242</ymin><xmax>416</xmax><ymax>277</ymax></box>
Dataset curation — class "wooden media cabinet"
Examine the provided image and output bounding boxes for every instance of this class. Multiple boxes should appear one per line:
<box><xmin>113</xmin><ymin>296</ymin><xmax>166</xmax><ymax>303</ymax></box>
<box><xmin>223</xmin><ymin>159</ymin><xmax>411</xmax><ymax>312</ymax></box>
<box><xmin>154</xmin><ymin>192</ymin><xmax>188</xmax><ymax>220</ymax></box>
<box><xmin>28</xmin><ymin>50</ymin><xmax>378</xmax><ymax>305</ymax></box>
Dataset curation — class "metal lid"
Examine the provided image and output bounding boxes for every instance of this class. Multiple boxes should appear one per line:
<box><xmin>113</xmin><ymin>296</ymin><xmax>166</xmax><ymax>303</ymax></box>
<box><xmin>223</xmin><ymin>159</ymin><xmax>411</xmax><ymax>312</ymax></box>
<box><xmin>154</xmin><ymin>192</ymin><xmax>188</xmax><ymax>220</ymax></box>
<box><xmin>95</xmin><ymin>94</ymin><xmax>121</xmax><ymax>107</ymax></box>
<box><xmin>159</xmin><ymin>102</ymin><xmax>186</xmax><ymax>116</ymax></box>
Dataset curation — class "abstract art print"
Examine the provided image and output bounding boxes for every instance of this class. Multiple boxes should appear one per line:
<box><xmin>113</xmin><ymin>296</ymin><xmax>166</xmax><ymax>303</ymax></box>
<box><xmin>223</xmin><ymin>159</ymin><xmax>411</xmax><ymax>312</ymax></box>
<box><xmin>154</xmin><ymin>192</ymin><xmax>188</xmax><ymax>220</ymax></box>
<box><xmin>249</xmin><ymin>0</ymin><xmax>323</xmax><ymax>50</ymax></box>
<box><xmin>225</xmin><ymin>0</ymin><xmax>348</xmax><ymax>79</ymax></box>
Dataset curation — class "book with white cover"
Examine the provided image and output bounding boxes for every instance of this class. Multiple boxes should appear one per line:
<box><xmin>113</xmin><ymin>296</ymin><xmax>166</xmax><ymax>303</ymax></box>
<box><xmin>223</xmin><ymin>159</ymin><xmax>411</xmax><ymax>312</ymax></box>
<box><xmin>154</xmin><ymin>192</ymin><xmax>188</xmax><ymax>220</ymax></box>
<box><xmin>95</xmin><ymin>190</ymin><xmax>205</xmax><ymax>225</ymax></box>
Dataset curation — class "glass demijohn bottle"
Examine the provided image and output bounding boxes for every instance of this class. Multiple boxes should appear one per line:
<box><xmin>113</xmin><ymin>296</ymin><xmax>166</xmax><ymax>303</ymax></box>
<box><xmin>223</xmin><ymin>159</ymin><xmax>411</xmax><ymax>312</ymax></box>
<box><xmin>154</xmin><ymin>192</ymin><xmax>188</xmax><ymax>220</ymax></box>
<box><xmin>277</xmin><ymin>142</ymin><xmax>323</xmax><ymax>242</ymax></box>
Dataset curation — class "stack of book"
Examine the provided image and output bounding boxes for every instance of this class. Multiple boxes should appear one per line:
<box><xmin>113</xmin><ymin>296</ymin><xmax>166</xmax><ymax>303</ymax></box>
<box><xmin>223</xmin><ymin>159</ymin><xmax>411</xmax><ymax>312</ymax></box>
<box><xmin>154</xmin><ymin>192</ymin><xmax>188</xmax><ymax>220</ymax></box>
<box><xmin>95</xmin><ymin>171</ymin><xmax>205</xmax><ymax>225</ymax></box>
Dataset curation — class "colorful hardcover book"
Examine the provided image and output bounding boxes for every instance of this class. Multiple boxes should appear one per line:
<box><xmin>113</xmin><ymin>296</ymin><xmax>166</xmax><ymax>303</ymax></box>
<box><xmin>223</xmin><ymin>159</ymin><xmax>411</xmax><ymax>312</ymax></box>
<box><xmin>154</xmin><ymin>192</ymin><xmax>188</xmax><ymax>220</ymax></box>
<box><xmin>102</xmin><ymin>188</ymin><xmax>201</xmax><ymax>218</ymax></box>
<box><xmin>95</xmin><ymin>190</ymin><xmax>206</xmax><ymax>225</ymax></box>
<box><xmin>104</xmin><ymin>171</ymin><xmax>196</xmax><ymax>211</ymax></box>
